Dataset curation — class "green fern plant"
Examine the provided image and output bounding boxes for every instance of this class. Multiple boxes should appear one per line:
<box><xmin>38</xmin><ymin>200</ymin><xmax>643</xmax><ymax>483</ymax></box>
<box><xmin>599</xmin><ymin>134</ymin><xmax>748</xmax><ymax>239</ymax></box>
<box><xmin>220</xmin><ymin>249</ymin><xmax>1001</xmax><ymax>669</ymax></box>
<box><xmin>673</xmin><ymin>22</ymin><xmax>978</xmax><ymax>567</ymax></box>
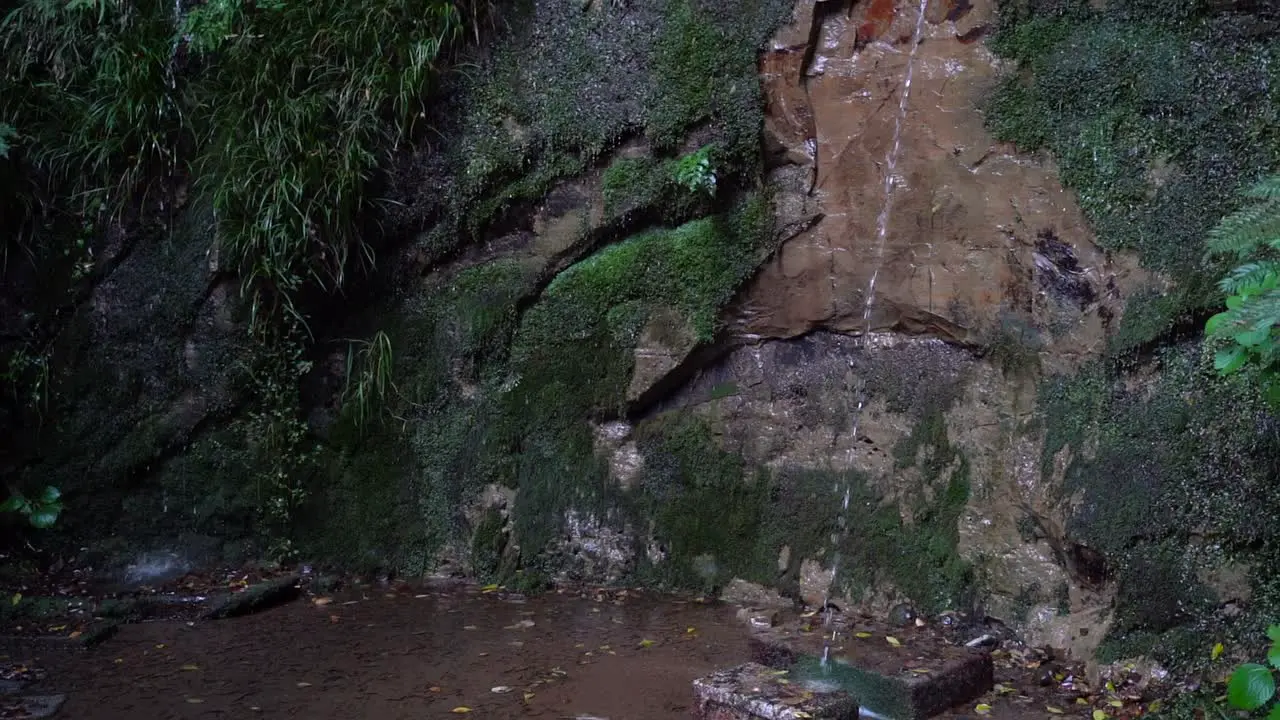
<box><xmin>1204</xmin><ymin>174</ymin><xmax>1280</xmax><ymax>403</ymax></box>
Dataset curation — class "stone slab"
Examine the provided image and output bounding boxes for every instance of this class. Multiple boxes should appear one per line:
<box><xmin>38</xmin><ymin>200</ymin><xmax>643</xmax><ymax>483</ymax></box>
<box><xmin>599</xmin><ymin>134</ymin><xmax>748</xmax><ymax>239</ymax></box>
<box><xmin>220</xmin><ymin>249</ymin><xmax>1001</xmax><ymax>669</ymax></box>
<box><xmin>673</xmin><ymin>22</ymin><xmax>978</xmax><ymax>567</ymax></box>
<box><xmin>749</xmin><ymin>616</ymin><xmax>992</xmax><ymax>720</ymax></box>
<box><xmin>693</xmin><ymin>662</ymin><xmax>857</xmax><ymax>720</ymax></box>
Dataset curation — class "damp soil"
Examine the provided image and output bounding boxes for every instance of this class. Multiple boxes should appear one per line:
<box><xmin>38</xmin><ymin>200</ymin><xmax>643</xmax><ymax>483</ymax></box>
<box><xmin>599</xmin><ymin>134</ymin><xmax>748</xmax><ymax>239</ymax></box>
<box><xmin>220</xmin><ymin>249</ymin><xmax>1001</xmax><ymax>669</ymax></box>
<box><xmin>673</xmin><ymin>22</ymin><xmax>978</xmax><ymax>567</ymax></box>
<box><xmin>1</xmin><ymin>585</ymin><xmax>750</xmax><ymax>719</ymax></box>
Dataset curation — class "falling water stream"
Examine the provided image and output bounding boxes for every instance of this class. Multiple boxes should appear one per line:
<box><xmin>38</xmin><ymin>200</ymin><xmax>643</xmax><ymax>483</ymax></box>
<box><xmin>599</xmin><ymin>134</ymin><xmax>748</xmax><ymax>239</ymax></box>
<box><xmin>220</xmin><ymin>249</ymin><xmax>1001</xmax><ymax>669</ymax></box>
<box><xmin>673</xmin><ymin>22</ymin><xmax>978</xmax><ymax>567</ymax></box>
<box><xmin>821</xmin><ymin>0</ymin><xmax>930</xmax><ymax>667</ymax></box>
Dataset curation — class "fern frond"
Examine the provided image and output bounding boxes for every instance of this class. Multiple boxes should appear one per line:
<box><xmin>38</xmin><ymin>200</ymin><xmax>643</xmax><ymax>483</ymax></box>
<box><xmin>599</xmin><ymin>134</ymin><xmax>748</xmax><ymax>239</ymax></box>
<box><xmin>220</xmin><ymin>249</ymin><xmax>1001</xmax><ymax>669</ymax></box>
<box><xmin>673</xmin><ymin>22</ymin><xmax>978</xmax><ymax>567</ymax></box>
<box><xmin>1222</xmin><ymin>287</ymin><xmax>1280</xmax><ymax>330</ymax></box>
<box><xmin>1244</xmin><ymin>174</ymin><xmax>1280</xmax><ymax>202</ymax></box>
<box><xmin>1207</xmin><ymin>200</ymin><xmax>1280</xmax><ymax>259</ymax></box>
<box><xmin>1218</xmin><ymin>261</ymin><xmax>1280</xmax><ymax>296</ymax></box>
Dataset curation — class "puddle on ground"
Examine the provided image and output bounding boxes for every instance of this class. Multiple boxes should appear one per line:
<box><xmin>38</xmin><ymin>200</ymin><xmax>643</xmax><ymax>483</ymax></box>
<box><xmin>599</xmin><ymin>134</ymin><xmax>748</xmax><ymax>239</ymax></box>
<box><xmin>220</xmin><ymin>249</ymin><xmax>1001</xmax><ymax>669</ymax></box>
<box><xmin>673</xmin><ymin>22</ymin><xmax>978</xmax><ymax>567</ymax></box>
<box><xmin>3</xmin><ymin>586</ymin><xmax>748</xmax><ymax>719</ymax></box>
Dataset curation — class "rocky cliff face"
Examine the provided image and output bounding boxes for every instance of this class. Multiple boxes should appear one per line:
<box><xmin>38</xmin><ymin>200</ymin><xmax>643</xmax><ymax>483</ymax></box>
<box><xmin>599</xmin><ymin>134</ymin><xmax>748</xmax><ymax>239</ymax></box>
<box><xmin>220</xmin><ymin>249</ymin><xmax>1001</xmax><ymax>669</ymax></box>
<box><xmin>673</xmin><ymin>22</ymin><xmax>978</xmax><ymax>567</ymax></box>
<box><xmin>8</xmin><ymin>0</ymin><xmax>1280</xmax><ymax>671</ymax></box>
<box><xmin>616</xmin><ymin>0</ymin><xmax>1155</xmax><ymax>661</ymax></box>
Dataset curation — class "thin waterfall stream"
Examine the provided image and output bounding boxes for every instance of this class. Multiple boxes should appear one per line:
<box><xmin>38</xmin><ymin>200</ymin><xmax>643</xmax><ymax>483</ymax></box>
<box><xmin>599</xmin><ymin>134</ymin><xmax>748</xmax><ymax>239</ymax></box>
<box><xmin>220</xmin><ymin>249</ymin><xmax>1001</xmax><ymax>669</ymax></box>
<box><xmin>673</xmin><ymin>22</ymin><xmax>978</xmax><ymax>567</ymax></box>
<box><xmin>821</xmin><ymin>0</ymin><xmax>930</xmax><ymax>667</ymax></box>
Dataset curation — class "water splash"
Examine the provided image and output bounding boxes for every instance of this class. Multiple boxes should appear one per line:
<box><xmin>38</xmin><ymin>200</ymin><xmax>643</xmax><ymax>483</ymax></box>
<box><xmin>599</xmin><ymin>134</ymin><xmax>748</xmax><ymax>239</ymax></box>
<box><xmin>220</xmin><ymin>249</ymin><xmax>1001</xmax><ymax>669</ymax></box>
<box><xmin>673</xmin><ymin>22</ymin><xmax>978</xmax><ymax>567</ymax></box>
<box><xmin>821</xmin><ymin>0</ymin><xmax>930</xmax><ymax>664</ymax></box>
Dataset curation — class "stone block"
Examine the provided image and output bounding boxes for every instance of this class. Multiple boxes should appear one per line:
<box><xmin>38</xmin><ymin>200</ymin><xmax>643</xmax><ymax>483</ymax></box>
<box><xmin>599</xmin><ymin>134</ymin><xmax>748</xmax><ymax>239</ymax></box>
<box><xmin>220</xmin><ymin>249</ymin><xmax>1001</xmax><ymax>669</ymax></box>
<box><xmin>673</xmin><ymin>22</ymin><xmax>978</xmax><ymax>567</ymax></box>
<box><xmin>749</xmin><ymin>616</ymin><xmax>993</xmax><ymax>720</ymax></box>
<box><xmin>693</xmin><ymin>662</ymin><xmax>857</xmax><ymax>720</ymax></box>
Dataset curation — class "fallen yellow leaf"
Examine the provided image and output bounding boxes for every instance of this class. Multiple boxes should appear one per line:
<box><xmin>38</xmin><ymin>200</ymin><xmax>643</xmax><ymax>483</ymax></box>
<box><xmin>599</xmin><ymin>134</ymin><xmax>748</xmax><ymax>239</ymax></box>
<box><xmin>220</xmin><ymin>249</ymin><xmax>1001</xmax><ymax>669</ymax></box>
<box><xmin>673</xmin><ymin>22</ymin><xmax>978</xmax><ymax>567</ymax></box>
<box><xmin>480</xmin><ymin>584</ymin><xmax>500</xmax><ymax>593</ymax></box>
<box><xmin>638</xmin><ymin>639</ymin><xmax>656</xmax><ymax>648</ymax></box>
<box><xmin>296</xmin><ymin>682</ymin><xmax>312</xmax><ymax>688</ymax></box>
<box><xmin>48</xmin><ymin>625</ymin><xmax>66</xmax><ymax>632</ymax></box>
<box><xmin>313</xmin><ymin>597</ymin><xmax>332</xmax><ymax>606</ymax></box>
<box><xmin>1093</xmin><ymin>710</ymin><xmax>1109</xmax><ymax>720</ymax></box>
<box><xmin>429</xmin><ymin>686</ymin><xmax>442</xmax><ymax>692</ymax></box>
<box><xmin>181</xmin><ymin>664</ymin><xmax>199</xmax><ymax>671</ymax></box>
<box><xmin>451</xmin><ymin>707</ymin><xmax>472</xmax><ymax>714</ymax></box>
<box><xmin>155</xmin><ymin>644</ymin><xmax>165</xmax><ymax>649</ymax></box>
<box><xmin>1108</xmin><ymin>700</ymin><xmax>1124</xmax><ymax>708</ymax></box>
<box><xmin>975</xmin><ymin>703</ymin><xmax>992</xmax><ymax>715</ymax></box>
<box><xmin>1148</xmin><ymin>700</ymin><xmax>1163</xmax><ymax>713</ymax></box>
<box><xmin>1076</xmin><ymin>698</ymin><xmax>1090</xmax><ymax>705</ymax></box>
<box><xmin>1212</xmin><ymin>642</ymin><xmax>1225</xmax><ymax>660</ymax></box>
<box><xmin>10</xmin><ymin>593</ymin><xmax>20</xmax><ymax>607</ymax></box>
<box><xmin>523</xmin><ymin>692</ymin><xmax>536</xmax><ymax>702</ymax></box>
<box><xmin>1046</xmin><ymin>706</ymin><xmax>1065</xmax><ymax>714</ymax></box>
<box><xmin>886</xmin><ymin>636</ymin><xmax>902</xmax><ymax>647</ymax></box>
<box><xmin>855</xmin><ymin>632</ymin><xmax>873</xmax><ymax>638</ymax></box>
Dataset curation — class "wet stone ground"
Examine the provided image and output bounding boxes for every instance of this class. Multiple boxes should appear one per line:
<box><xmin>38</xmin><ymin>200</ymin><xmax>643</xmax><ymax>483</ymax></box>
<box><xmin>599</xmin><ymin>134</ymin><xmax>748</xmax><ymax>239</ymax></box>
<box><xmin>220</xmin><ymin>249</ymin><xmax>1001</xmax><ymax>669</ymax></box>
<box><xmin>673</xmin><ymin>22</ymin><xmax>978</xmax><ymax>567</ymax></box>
<box><xmin>0</xmin><ymin>567</ymin><xmax>1178</xmax><ymax>720</ymax></box>
<box><xmin>1</xmin><ymin>580</ymin><xmax>752</xmax><ymax>719</ymax></box>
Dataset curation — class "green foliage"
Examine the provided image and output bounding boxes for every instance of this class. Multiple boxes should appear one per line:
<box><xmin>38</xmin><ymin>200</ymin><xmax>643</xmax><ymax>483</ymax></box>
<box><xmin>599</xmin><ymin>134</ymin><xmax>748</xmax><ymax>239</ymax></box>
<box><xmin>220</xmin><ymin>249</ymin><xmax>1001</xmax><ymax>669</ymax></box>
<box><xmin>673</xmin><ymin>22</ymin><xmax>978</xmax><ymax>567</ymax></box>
<box><xmin>601</xmin><ymin>144</ymin><xmax>719</xmax><ymax>219</ymax></box>
<box><xmin>1204</xmin><ymin>175</ymin><xmax>1280</xmax><ymax>403</ymax></box>
<box><xmin>1230</xmin><ymin>663</ymin><xmax>1276</xmax><ymax>711</ymax></box>
<box><xmin>673</xmin><ymin>144</ymin><xmax>717</xmax><ymax>196</ymax></box>
<box><xmin>341</xmin><ymin>330</ymin><xmax>399</xmax><ymax>432</ymax></box>
<box><xmin>1</xmin><ymin>344</ymin><xmax>50</xmax><ymax>420</ymax></box>
<box><xmin>1</xmin><ymin>0</ymin><xmax>186</xmax><ymax>215</ymax></box>
<box><xmin>0</xmin><ymin>485</ymin><xmax>63</xmax><ymax>529</ymax></box>
<box><xmin>1219</xmin><ymin>626</ymin><xmax>1280</xmax><ymax>718</ymax></box>
<box><xmin>0</xmin><ymin>0</ymin><xmax>467</xmax><ymax>325</ymax></box>
<box><xmin>185</xmin><ymin>0</ymin><xmax>463</xmax><ymax>323</ymax></box>
<box><xmin>237</xmin><ymin>320</ymin><xmax>319</xmax><ymax>550</ymax></box>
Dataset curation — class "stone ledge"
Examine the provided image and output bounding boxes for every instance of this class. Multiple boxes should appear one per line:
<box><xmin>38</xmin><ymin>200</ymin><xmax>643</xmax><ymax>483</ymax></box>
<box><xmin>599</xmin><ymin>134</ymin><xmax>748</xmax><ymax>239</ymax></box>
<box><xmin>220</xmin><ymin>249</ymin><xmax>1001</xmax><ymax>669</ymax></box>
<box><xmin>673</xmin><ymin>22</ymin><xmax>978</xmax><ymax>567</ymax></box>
<box><xmin>693</xmin><ymin>662</ymin><xmax>857</xmax><ymax>720</ymax></box>
<box><xmin>748</xmin><ymin>616</ymin><xmax>993</xmax><ymax>720</ymax></box>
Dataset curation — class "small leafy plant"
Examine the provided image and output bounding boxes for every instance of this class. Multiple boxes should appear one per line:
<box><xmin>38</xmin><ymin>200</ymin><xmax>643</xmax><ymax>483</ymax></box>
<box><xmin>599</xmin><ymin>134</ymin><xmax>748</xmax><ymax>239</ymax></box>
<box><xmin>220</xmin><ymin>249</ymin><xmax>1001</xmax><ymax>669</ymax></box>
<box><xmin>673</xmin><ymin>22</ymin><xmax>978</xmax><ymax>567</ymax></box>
<box><xmin>1204</xmin><ymin>175</ymin><xmax>1280</xmax><ymax>403</ymax></box>
<box><xmin>1225</xmin><ymin>625</ymin><xmax>1280</xmax><ymax>719</ymax></box>
<box><xmin>0</xmin><ymin>486</ymin><xmax>63</xmax><ymax>529</ymax></box>
<box><xmin>673</xmin><ymin>145</ymin><xmax>717</xmax><ymax>197</ymax></box>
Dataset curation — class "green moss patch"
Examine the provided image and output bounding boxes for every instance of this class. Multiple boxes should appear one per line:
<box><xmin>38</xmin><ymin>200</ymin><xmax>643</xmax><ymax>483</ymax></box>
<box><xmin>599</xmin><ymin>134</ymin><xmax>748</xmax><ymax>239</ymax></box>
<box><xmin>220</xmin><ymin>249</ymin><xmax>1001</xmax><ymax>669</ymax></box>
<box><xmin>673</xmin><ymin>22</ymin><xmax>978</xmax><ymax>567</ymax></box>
<box><xmin>415</xmin><ymin>0</ymin><xmax>792</xmax><ymax>264</ymax></box>
<box><xmin>1038</xmin><ymin>344</ymin><xmax>1280</xmax><ymax>667</ymax></box>
<box><xmin>987</xmin><ymin>2</ymin><xmax>1280</xmax><ymax>353</ymax></box>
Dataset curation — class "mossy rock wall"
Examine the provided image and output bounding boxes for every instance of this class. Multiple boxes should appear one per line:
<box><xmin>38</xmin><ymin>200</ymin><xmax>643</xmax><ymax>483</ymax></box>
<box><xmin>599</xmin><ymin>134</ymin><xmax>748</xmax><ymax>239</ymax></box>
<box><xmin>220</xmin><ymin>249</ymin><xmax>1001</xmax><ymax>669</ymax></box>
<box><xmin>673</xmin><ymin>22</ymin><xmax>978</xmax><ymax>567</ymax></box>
<box><xmin>983</xmin><ymin>0</ymin><xmax>1280</xmax><ymax>669</ymax></box>
<box><xmin>290</xmin><ymin>0</ymin><xmax>796</xmax><ymax>581</ymax></box>
<box><xmin>2</xmin><ymin>199</ymin><xmax>258</xmax><ymax>568</ymax></box>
